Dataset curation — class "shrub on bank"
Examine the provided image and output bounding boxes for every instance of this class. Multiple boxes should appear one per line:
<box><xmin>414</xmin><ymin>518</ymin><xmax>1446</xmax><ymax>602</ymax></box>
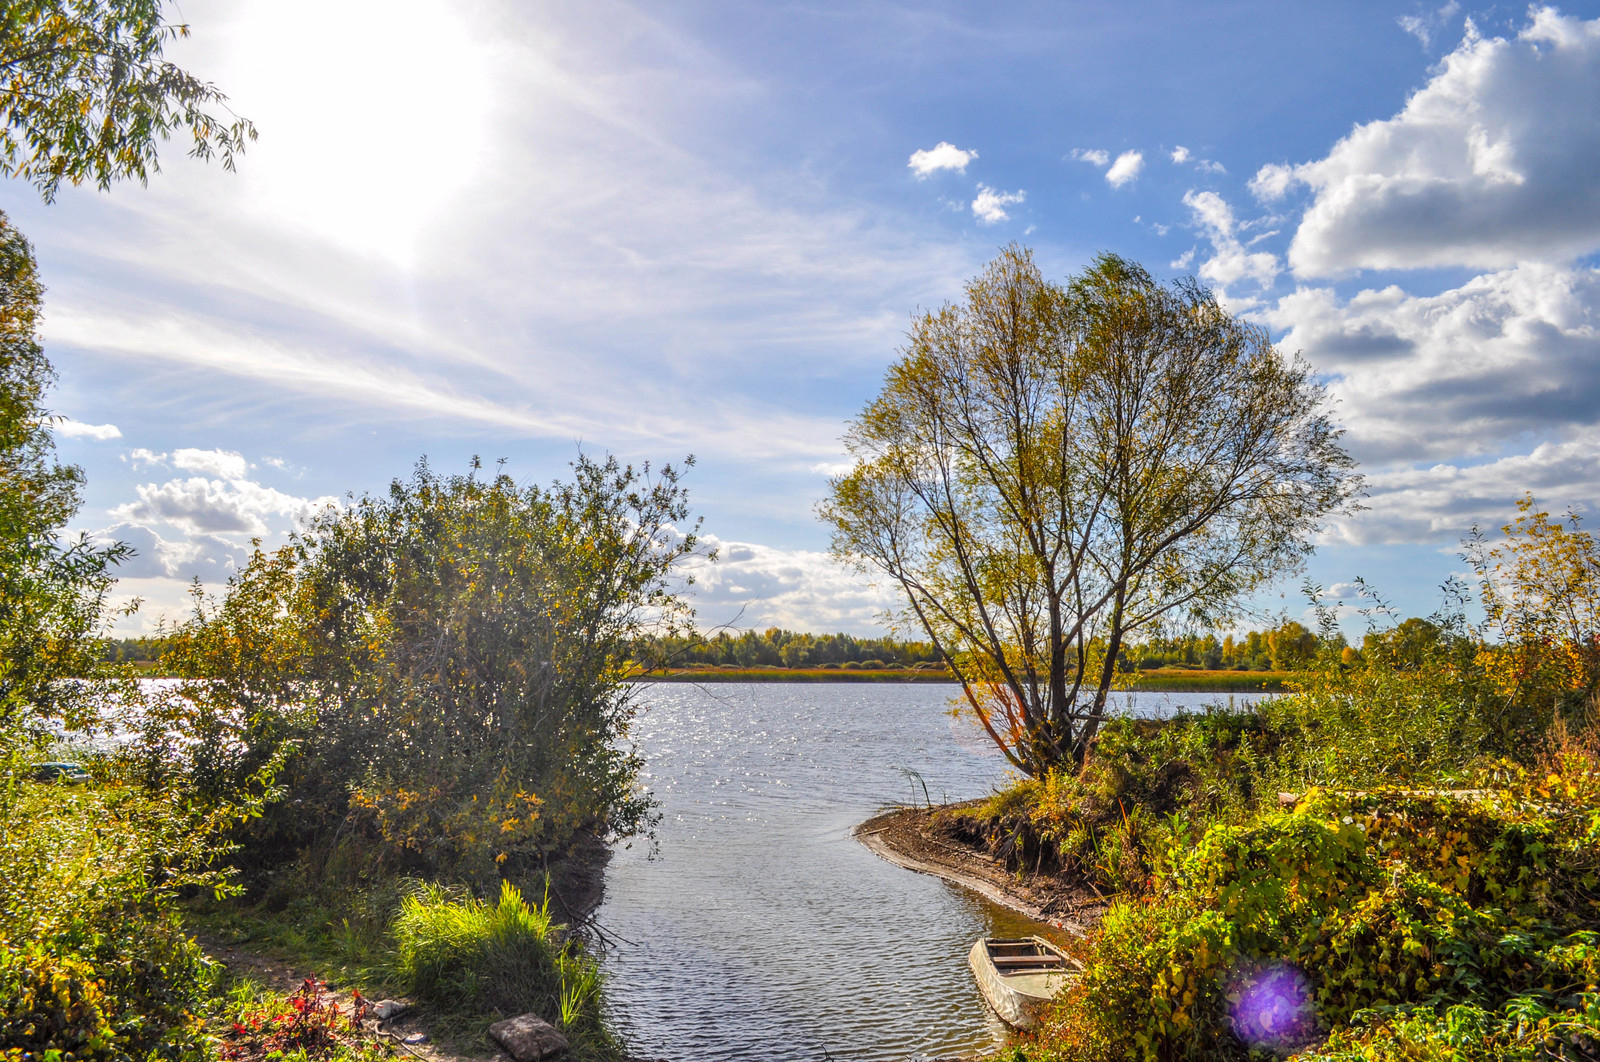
<box><xmin>0</xmin><ymin>766</ymin><xmax>263</xmax><ymax>1062</ymax></box>
<box><xmin>1024</xmin><ymin>774</ymin><xmax>1600</xmax><ymax>1062</ymax></box>
<box><xmin>151</xmin><ymin>457</ymin><xmax>701</xmax><ymax>890</ymax></box>
<box><xmin>1270</xmin><ymin>626</ymin><xmax>1498</xmax><ymax>788</ymax></box>
<box><xmin>934</xmin><ymin>708</ymin><xmax>1289</xmax><ymax>894</ymax></box>
<box><xmin>989</xmin><ymin>591</ymin><xmax>1600</xmax><ymax>1062</ymax></box>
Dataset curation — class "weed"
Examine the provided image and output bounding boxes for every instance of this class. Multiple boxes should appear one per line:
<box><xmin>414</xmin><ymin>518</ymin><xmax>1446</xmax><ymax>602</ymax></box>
<box><xmin>220</xmin><ymin>978</ymin><xmax>391</xmax><ymax>1062</ymax></box>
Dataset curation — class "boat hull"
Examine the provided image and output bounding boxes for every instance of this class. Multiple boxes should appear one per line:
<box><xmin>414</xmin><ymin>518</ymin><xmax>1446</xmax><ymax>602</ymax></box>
<box><xmin>967</xmin><ymin>936</ymin><xmax>1075</xmax><ymax>1030</ymax></box>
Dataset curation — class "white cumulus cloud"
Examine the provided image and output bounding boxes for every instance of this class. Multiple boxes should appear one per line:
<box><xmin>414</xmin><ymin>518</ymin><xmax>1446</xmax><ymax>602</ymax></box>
<box><xmin>1070</xmin><ymin>148</ymin><xmax>1110</xmax><ymax>167</ymax></box>
<box><xmin>1274</xmin><ymin>9</ymin><xmax>1600</xmax><ymax>276</ymax></box>
<box><xmin>1171</xmin><ymin>146</ymin><xmax>1191</xmax><ymax>164</ymax></box>
<box><xmin>682</xmin><ymin>535</ymin><xmax>901</xmax><ymax>632</ymax></box>
<box><xmin>972</xmin><ymin>185</ymin><xmax>1025</xmax><ymax>224</ymax></box>
<box><xmin>1248</xmin><ymin>163</ymin><xmax>1296</xmax><ymax>202</ymax></box>
<box><xmin>1105</xmin><ymin>150</ymin><xmax>1144</xmax><ymax>188</ymax></box>
<box><xmin>1266</xmin><ymin>262</ymin><xmax>1600</xmax><ymax>464</ymax></box>
<box><xmin>126</xmin><ymin>448</ymin><xmax>166</xmax><ymax>469</ymax></box>
<box><xmin>1328</xmin><ymin>434</ymin><xmax>1600</xmax><ymax>547</ymax></box>
<box><xmin>1181</xmin><ymin>191</ymin><xmax>1280</xmax><ymax>295</ymax></box>
<box><xmin>56</xmin><ymin>419</ymin><xmax>121</xmax><ymax>441</ymax></box>
<box><xmin>171</xmin><ymin>448</ymin><xmax>250</xmax><ymax>479</ymax></box>
<box><xmin>907</xmin><ymin>142</ymin><xmax>978</xmax><ymax>178</ymax></box>
<box><xmin>115</xmin><ymin>476</ymin><xmax>336</xmax><ymax>536</ymax></box>
<box><xmin>93</xmin><ymin>522</ymin><xmax>252</xmax><ymax>580</ymax></box>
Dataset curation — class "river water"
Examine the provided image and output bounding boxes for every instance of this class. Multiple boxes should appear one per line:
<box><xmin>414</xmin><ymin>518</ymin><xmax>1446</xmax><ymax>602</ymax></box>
<box><xmin>595</xmin><ymin>684</ymin><xmax>1268</xmax><ymax>1062</ymax></box>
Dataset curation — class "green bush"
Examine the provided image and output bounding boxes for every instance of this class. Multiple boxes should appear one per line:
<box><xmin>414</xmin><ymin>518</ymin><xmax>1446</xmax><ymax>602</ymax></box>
<box><xmin>1263</xmin><ymin>594</ymin><xmax>1518</xmax><ymax>789</ymax></box>
<box><xmin>1295</xmin><ymin>995</ymin><xmax>1600</xmax><ymax>1061</ymax></box>
<box><xmin>0</xmin><ymin>921</ymin><xmax>216</xmax><ymax>1062</ymax></box>
<box><xmin>1031</xmin><ymin>782</ymin><xmax>1600</xmax><ymax>1062</ymax></box>
<box><xmin>1267</xmin><ymin>654</ymin><xmax>1493</xmax><ymax>788</ymax></box>
<box><xmin>155</xmin><ymin>457</ymin><xmax>700</xmax><ymax>889</ymax></box>
<box><xmin>0</xmin><ymin>771</ymin><xmax>256</xmax><ymax>1062</ymax></box>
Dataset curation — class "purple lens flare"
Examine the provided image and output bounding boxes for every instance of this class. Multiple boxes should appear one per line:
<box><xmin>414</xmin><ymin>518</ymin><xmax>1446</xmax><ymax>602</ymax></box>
<box><xmin>1226</xmin><ymin>961</ymin><xmax>1319</xmax><ymax>1054</ymax></box>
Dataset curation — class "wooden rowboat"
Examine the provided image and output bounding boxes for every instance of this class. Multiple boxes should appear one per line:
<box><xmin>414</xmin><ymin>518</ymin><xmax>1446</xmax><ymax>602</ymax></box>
<box><xmin>967</xmin><ymin>936</ymin><xmax>1080</xmax><ymax>1030</ymax></box>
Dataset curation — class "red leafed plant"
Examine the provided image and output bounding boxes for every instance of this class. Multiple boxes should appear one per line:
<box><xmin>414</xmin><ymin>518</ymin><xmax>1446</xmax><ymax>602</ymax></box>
<box><xmin>222</xmin><ymin>978</ymin><xmax>375</xmax><ymax>1061</ymax></box>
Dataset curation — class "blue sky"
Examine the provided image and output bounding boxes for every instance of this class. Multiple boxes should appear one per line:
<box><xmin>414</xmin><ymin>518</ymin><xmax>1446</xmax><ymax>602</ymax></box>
<box><xmin>10</xmin><ymin>0</ymin><xmax>1600</xmax><ymax>635</ymax></box>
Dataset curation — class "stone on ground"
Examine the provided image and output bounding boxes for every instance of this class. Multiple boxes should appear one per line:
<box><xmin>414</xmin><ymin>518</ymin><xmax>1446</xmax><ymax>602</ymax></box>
<box><xmin>488</xmin><ymin>1014</ymin><xmax>570</xmax><ymax>1061</ymax></box>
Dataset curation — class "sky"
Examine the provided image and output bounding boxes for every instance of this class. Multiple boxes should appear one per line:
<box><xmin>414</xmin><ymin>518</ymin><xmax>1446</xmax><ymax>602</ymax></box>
<box><xmin>8</xmin><ymin>0</ymin><xmax>1600</xmax><ymax>637</ymax></box>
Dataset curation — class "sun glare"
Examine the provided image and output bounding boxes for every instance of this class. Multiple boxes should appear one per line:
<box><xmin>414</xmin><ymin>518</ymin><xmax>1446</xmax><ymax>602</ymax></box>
<box><xmin>223</xmin><ymin>0</ymin><xmax>494</xmax><ymax>264</ymax></box>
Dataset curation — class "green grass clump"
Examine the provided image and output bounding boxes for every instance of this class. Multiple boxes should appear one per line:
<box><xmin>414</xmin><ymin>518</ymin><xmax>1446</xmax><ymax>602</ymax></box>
<box><xmin>393</xmin><ymin>881</ymin><xmax>616</xmax><ymax>1060</ymax></box>
<box><xmin>395</xmin><ymin>880</ymin><xmax>558</xmax><ymax>1014</ymax></box>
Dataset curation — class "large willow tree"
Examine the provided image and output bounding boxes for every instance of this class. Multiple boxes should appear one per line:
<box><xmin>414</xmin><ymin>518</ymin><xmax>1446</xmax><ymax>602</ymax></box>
<box><xmin>821</xmin><ymin>247</ymin><xmax>1360</xmax><ymax>776</ymax></box>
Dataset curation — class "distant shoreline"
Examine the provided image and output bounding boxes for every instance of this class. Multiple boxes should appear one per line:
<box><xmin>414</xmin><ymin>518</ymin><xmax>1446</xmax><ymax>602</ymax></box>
<box><xmin>122</xmin><ymin>662</ymin><xmax>1291</xmax><ymax>692</ymax></box>
<box><xmin>633</xmin><ymin>668</ymin><xmax>1290</xmax><ymax>691</ymax></box>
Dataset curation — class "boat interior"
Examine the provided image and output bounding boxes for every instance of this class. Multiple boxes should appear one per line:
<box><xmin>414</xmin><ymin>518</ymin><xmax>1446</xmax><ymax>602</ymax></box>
<box><xmin>984</xmin><ymin>937</ymin><xmax>1070</xmax><ymax>975</ymax></box>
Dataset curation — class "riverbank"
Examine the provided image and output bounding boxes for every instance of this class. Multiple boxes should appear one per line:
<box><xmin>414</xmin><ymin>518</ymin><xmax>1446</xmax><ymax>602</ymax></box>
<box><xmin>853</xmin><ymin>802</ymin><xmax>1105</xmax><ymax>937</ymax></box>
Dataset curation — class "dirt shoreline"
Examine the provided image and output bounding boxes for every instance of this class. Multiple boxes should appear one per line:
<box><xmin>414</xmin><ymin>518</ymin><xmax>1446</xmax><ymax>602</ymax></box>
<box><xmin>854</xmin><ymin>802</ymin><xmax>1106</xmax><ymax>938</ymax></box>
<box><xmin>194</xmin><ymin>834</ymin><xmax>619</xmax><ymax>1062</ymax></box>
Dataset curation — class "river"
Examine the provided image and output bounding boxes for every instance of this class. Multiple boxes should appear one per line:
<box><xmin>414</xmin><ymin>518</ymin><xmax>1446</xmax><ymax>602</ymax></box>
<box><xmin>594</xmin><ymin>683</ymin><xmax>1269</xmax><ymax>1062</ymax></box>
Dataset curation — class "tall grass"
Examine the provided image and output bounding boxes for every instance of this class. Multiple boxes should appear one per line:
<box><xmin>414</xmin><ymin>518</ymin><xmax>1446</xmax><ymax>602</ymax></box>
<box><xmin>393</xmin><ymin>881</ymin><xmax>618</xmax><ymax>1059</ymax></box>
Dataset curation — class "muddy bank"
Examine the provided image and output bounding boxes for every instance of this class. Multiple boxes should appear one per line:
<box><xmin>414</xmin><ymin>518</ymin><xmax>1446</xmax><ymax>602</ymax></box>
<box><xmin>538</xmin><ymin>830</ymin><xmax>613</xmax><ymax>928</ymax></box>
<box><xmin>854</xmin><ymin>802</ymin><xmax>1105</xmax><ymax>937</ymax></box>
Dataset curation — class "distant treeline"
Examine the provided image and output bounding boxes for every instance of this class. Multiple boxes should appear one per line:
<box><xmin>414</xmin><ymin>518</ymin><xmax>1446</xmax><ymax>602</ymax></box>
<box><xmin>113</xmin><ymin>620</ymin><xmax>1400</xmax><ymax>675</ymax></box>
<box><xmin>637</xmin><ymin>621</ymin><xmax>1358</xmax><ymax>673</ymax></box>
<box><xmin>1123</xmin><ymin>621</ymin><xmax>1330</xmax><ymax>672</ymax></box>
<box><xmin>637</xmin><ymin>628</ymin><xmax>945</xmax><ymax>670</ymax></box>
<box><xmin>102</xmin><ymin>637</ymin><xmax>162</xmax><ymax>663</ymax></box>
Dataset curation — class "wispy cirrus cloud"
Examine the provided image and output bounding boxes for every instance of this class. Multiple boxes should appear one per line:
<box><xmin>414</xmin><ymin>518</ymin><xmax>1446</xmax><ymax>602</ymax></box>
<box><xmin>1397</xmin><ymin>1</ymin><xmax>1461</xmax><ymax>49</ymax></box>
<box><xmin>1170</xmin><ymin>145</ymin><xmax>1223</xmax><ymax>173</ymax></box>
